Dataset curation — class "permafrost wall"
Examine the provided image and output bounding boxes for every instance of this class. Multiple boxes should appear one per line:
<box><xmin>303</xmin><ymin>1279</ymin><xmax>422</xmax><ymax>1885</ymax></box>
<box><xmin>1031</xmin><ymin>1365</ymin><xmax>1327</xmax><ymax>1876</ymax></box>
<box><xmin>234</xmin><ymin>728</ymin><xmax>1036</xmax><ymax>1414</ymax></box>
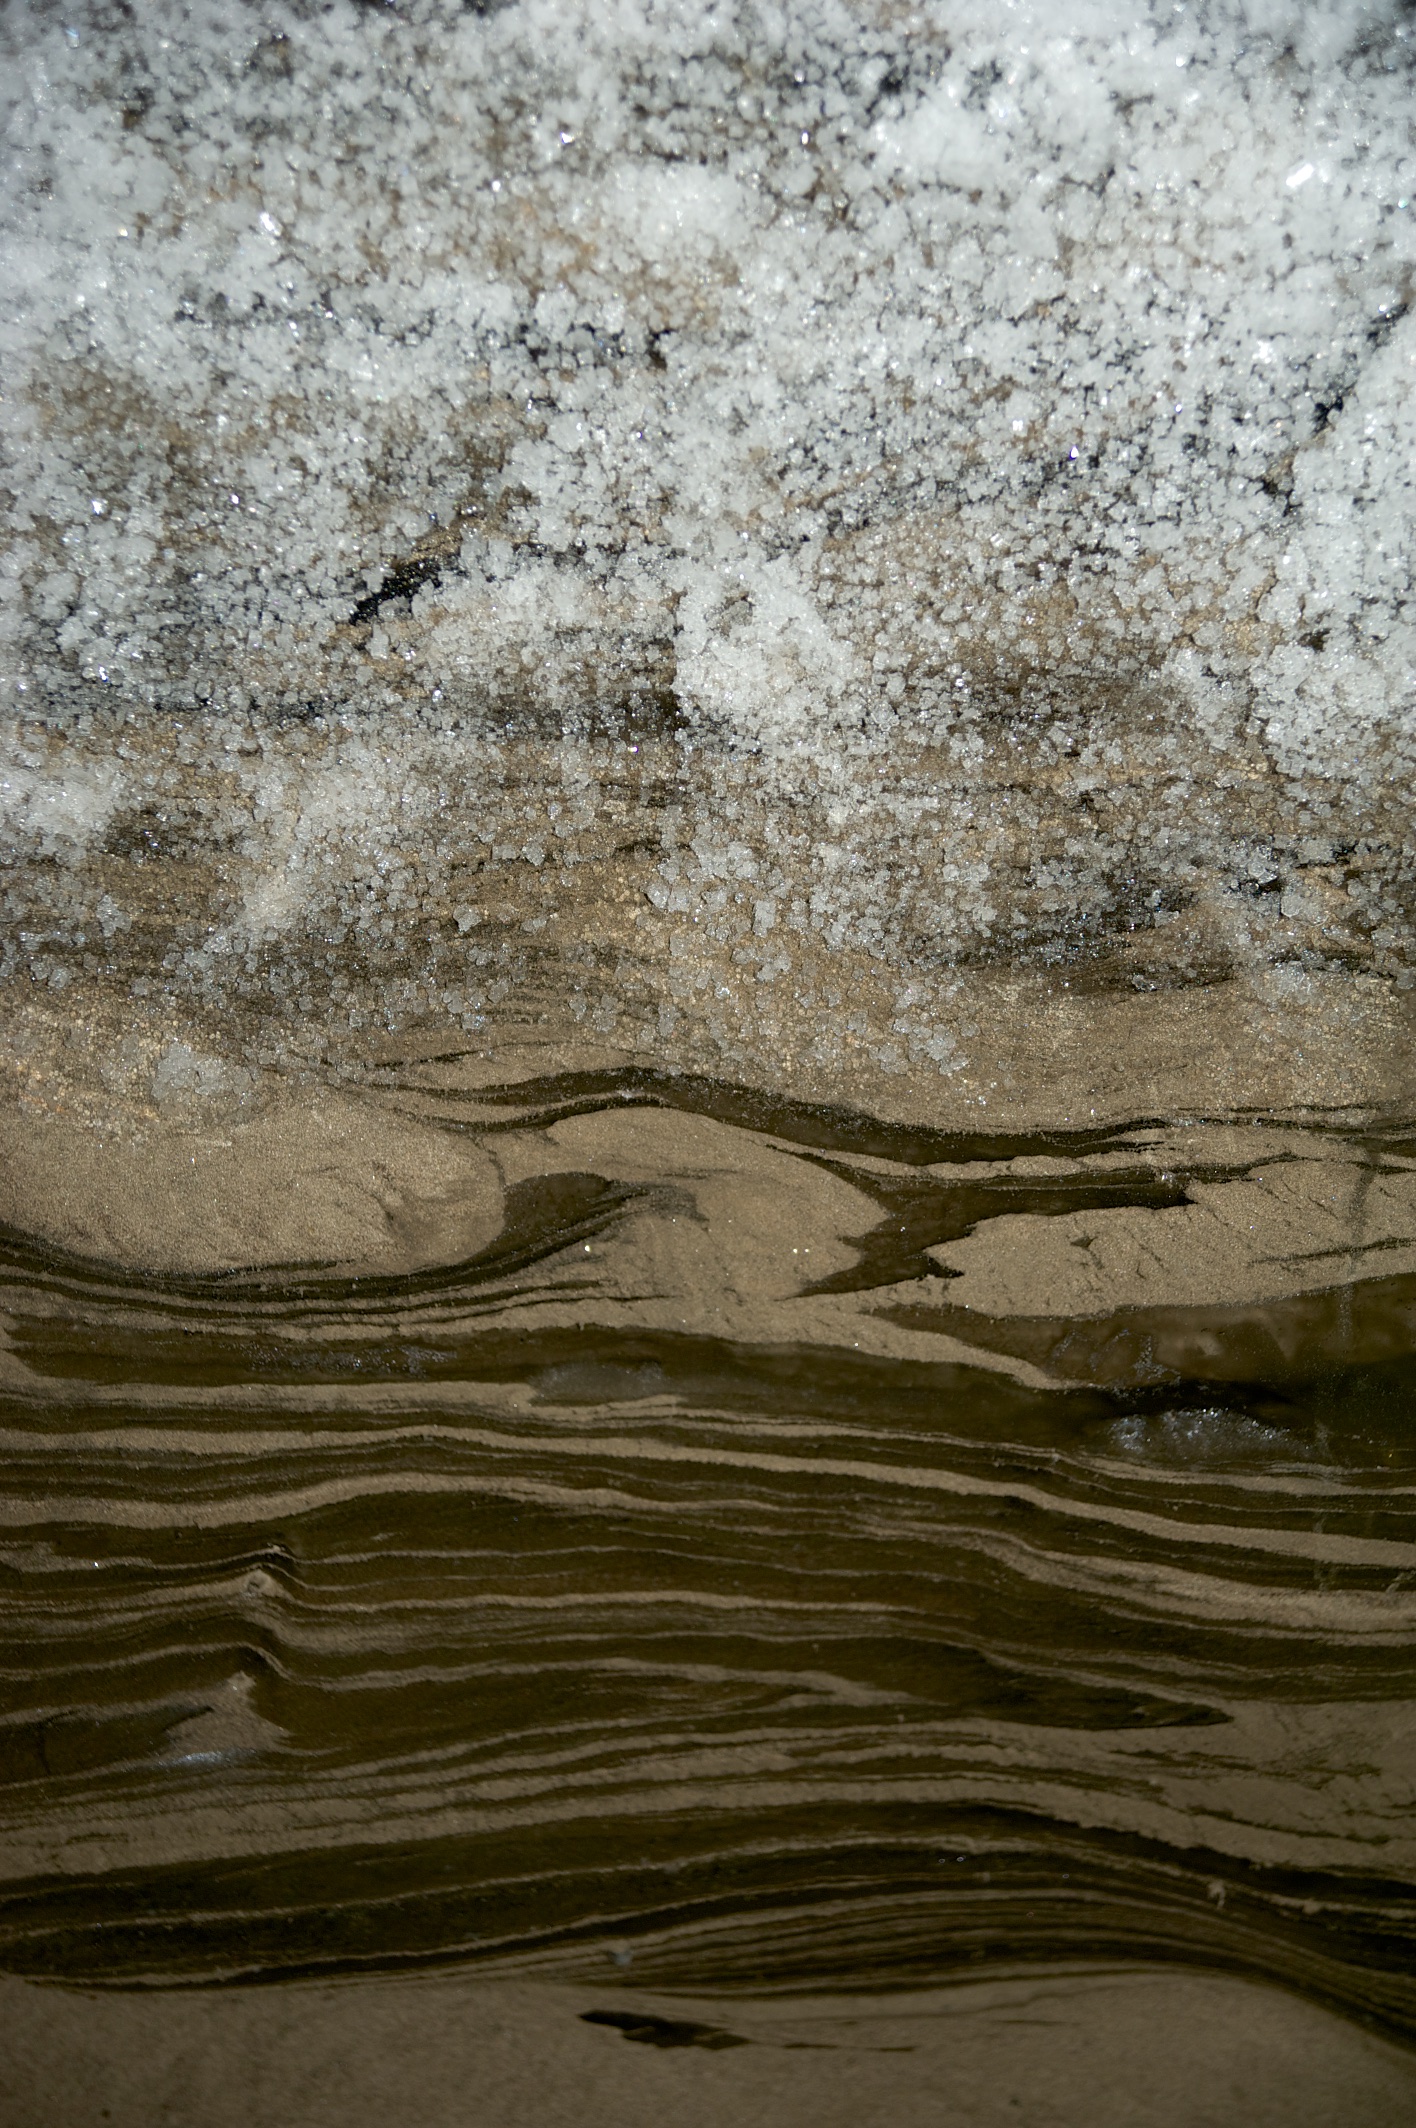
<box><xmin>6</xmin><ymin>4</ymin><xmax>1416</xmax><ymax>2098</ymax></box>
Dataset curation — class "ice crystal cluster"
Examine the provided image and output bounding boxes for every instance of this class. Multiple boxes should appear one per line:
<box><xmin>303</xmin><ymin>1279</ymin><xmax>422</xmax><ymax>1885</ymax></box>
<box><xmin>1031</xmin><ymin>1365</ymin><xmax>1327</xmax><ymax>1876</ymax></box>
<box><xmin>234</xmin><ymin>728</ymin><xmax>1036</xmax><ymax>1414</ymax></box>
<box><xmin>1</xmin><ymin>0</ymin><xmax>1414</xmax><ymax>1070</ymax></box>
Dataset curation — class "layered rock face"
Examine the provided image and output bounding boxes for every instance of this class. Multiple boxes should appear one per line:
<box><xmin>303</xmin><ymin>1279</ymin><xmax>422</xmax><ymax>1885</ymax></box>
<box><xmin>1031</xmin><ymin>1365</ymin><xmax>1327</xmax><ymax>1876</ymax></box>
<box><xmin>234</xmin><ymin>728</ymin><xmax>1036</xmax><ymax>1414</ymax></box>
<box><xmin>3</xmin><ymin>0</ymin><xmax>1416</xmax><ymax>2091</ymax></box>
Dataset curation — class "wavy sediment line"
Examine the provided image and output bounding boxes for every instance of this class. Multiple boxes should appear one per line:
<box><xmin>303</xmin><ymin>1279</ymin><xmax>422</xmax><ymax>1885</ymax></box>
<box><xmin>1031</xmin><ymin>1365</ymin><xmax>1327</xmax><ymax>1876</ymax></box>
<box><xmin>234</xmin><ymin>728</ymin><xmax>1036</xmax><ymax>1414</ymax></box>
<box><xmin>2</xmin><ymin>1081</ymin><xmax>1416</xmax><ymax>2041</ymax></box>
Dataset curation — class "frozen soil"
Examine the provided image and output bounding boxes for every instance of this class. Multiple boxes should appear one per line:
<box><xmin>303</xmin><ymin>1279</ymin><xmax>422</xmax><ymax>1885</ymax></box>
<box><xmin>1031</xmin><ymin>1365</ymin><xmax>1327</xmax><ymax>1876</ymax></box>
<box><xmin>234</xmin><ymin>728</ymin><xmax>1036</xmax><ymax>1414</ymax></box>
<box><xmin>1</xmin><ymin>0</ymin><xmax>1413</xmax><ymax>1086</ymax></box>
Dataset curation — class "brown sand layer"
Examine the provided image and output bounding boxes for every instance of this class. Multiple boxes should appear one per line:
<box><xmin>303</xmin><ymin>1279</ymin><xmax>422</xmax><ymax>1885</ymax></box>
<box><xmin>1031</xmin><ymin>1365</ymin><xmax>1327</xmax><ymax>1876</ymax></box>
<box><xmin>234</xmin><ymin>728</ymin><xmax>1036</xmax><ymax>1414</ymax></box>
<box><xmin>4</xmin><ymin>1969</ymin><xmax>1416</xmax><ymax>2128</ymax></box>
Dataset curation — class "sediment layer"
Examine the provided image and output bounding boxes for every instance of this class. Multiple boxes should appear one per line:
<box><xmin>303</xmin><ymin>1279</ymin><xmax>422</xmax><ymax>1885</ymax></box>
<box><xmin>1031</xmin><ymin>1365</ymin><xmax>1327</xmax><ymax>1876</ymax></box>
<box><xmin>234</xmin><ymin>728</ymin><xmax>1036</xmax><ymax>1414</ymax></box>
<box><xmin>2</xmin><ymin>1050</ymin><xmax>1416</xmax><ymax>2035</ymax></box>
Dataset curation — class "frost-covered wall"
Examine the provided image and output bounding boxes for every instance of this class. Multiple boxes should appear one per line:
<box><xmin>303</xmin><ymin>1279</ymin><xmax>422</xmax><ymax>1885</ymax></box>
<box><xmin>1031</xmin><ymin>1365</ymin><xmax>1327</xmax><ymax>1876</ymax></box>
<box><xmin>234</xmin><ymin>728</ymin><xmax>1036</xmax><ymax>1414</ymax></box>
<box><xmin>1</xmin><ymin>0</ymin><xmax>1414</xmax><ymax>1067</ymax></box>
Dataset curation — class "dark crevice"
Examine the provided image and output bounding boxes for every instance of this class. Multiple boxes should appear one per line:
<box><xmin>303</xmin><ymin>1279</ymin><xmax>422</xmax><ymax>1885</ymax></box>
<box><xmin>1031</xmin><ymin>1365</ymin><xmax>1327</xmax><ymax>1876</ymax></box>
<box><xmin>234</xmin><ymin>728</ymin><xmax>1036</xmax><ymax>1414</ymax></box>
<box><xmin>347</xmin><ymin>552</ymin><xmax>454</xmax><ymax>627</ymax></box>
<box><xmin>580</xmin><ymin>2009</ymin><xmax>749</xmax><ymax>2049</ymax></box>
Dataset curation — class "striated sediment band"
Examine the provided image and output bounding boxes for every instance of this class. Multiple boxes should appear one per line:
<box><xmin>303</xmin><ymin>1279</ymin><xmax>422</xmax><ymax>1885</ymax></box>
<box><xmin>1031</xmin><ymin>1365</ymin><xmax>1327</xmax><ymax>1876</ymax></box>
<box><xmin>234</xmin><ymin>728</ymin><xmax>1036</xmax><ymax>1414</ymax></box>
<box><xmin>4</xmin><ymin>1061</ymin><xmax>1416</xmax><ymax>2037</ymax></box>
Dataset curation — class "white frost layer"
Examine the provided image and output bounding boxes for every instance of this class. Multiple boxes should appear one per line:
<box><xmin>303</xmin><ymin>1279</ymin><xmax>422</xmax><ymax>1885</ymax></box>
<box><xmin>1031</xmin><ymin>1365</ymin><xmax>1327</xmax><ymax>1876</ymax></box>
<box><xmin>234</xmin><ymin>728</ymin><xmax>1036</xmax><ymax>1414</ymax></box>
<box><xmin>0</xmin><ymin>0</ymin><xmax>1413</xmax><ymax>1042</ymax></box>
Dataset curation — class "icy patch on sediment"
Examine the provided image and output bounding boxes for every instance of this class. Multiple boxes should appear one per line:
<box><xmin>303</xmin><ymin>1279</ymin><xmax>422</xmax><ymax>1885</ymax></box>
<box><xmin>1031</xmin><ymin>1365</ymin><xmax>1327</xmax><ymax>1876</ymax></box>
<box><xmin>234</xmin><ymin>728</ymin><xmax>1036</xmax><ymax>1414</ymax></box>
<box><xmin>0</xmin><ymin>0</ymin><xmax>1412</xmax><ymax>1056</ymax></box>
<box><xmin>0</xmin><ymin>733</ymin><xmax>122</xmax><ymax>859</ymax></box>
